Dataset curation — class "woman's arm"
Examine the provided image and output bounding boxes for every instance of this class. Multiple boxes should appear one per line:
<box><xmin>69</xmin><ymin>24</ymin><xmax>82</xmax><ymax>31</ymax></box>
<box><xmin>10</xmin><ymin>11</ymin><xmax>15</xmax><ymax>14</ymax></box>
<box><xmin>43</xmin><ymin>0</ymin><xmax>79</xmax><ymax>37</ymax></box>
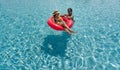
<box><xmin>60</xmin><ymin>14</ymin><xmax>67</xmax><ymax>17</ymax></box>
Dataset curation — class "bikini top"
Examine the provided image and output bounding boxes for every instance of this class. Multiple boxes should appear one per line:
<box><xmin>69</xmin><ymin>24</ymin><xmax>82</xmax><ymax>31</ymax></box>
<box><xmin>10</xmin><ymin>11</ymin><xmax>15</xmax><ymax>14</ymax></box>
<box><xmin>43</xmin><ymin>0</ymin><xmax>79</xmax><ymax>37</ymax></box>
<box><xmin>54</xmin><ymin>16</ymin><xmax>63</xmax><ymax>23</ymax></box>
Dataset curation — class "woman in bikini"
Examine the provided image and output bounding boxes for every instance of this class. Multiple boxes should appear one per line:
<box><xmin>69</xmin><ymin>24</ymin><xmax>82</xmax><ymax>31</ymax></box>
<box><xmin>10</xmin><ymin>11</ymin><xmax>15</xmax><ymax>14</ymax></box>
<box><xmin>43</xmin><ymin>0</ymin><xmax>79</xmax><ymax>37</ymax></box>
<box><xmin>53</xmin><ymin>10</ymin><xmax>76</xmax><ymax>35</ymax></box>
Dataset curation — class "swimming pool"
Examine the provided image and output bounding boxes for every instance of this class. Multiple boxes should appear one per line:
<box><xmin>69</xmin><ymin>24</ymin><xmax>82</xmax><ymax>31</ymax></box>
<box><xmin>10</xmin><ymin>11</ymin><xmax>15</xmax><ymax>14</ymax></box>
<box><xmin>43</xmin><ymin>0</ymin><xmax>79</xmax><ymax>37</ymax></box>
<box><xmin>0</xmin><ymin>0</ymin><xmax>120</xmax><ymax>70</ymax></box>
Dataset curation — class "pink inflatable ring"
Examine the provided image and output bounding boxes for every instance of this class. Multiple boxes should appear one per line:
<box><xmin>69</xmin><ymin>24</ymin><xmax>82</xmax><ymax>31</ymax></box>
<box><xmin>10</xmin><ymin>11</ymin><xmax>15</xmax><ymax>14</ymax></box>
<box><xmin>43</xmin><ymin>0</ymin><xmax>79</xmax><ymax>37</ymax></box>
<box><xmin>47</xmin><ymin>16</ymin><xmax>73</xmax><ymax>31</ymax></box>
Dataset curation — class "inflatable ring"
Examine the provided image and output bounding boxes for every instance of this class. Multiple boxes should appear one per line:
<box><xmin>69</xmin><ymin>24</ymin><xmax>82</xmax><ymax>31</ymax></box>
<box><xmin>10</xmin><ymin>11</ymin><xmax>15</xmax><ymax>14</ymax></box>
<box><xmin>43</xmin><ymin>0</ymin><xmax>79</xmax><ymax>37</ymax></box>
<box><xmin>47</xmin><ymin>16</ymin><xmax>73</xmax><ymax>31</ymax></box>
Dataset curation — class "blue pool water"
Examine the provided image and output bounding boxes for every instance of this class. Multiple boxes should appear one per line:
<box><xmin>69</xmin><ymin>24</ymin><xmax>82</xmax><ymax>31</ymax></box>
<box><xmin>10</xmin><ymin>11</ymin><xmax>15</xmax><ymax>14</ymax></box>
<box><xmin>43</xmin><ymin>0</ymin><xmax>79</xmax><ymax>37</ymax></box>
<box><xmin>0</xmin><ymin>0</ymin><xmax>120</xmax><ymax>70</ymax></box>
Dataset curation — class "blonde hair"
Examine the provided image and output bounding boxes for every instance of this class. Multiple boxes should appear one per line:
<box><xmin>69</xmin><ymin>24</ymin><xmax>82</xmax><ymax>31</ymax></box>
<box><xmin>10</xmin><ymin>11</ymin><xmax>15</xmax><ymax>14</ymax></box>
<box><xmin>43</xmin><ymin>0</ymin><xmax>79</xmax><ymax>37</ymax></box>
<box><xmin>53</xmin><ymin>10</ymin><xmax>59</xmax><ymax>15</ymax></box>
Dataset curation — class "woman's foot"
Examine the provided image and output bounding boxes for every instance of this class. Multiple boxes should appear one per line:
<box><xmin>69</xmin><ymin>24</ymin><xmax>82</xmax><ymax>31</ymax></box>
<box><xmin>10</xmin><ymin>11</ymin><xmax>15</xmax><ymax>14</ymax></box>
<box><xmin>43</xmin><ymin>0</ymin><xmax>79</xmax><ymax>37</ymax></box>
<box><xmin>70</xmin><ymin>30</ymin><xmax>77</xmax><ymax>34</ymax></box>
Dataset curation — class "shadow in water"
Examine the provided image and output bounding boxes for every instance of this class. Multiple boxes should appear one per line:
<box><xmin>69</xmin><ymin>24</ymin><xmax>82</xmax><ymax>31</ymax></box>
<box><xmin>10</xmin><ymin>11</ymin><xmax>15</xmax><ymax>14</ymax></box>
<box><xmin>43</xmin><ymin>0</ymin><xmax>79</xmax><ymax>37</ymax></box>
<box><xmin>42</xmin><ymin>32</ymin><xmax>71</xmax><ymax>57</ymax></box>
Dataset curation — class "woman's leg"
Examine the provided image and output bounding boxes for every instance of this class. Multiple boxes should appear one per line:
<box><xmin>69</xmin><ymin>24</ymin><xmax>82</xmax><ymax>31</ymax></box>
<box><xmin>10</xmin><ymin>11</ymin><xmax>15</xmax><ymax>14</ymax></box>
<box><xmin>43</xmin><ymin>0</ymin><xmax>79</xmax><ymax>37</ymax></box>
<box><xmin>64</xmin><ymin>28</ymin><xmax>71</xmax><ymax>35</ymax></box>
<box><xmin>62</xmin><ymin>22</ymin><xmax>76</xmax><ymax>33</ymax></box>
<box><xmin>61</xmin><ymin>21</ymin><xmax>71</xmax><ymax>30</ymax></box>
<box><xmin>60</xmin><ymin>21</ymin><xmax>77</xmax><ymax>34</ymax></box>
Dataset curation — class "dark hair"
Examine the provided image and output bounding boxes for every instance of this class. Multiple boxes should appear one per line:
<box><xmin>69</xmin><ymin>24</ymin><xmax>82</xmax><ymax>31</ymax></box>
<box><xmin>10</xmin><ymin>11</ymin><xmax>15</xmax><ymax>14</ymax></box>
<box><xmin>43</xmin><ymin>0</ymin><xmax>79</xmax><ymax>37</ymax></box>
<box><xmin>68</xmin><ymin>8</ymin><xmax>72</xmax><ymax>12</ymax></box>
